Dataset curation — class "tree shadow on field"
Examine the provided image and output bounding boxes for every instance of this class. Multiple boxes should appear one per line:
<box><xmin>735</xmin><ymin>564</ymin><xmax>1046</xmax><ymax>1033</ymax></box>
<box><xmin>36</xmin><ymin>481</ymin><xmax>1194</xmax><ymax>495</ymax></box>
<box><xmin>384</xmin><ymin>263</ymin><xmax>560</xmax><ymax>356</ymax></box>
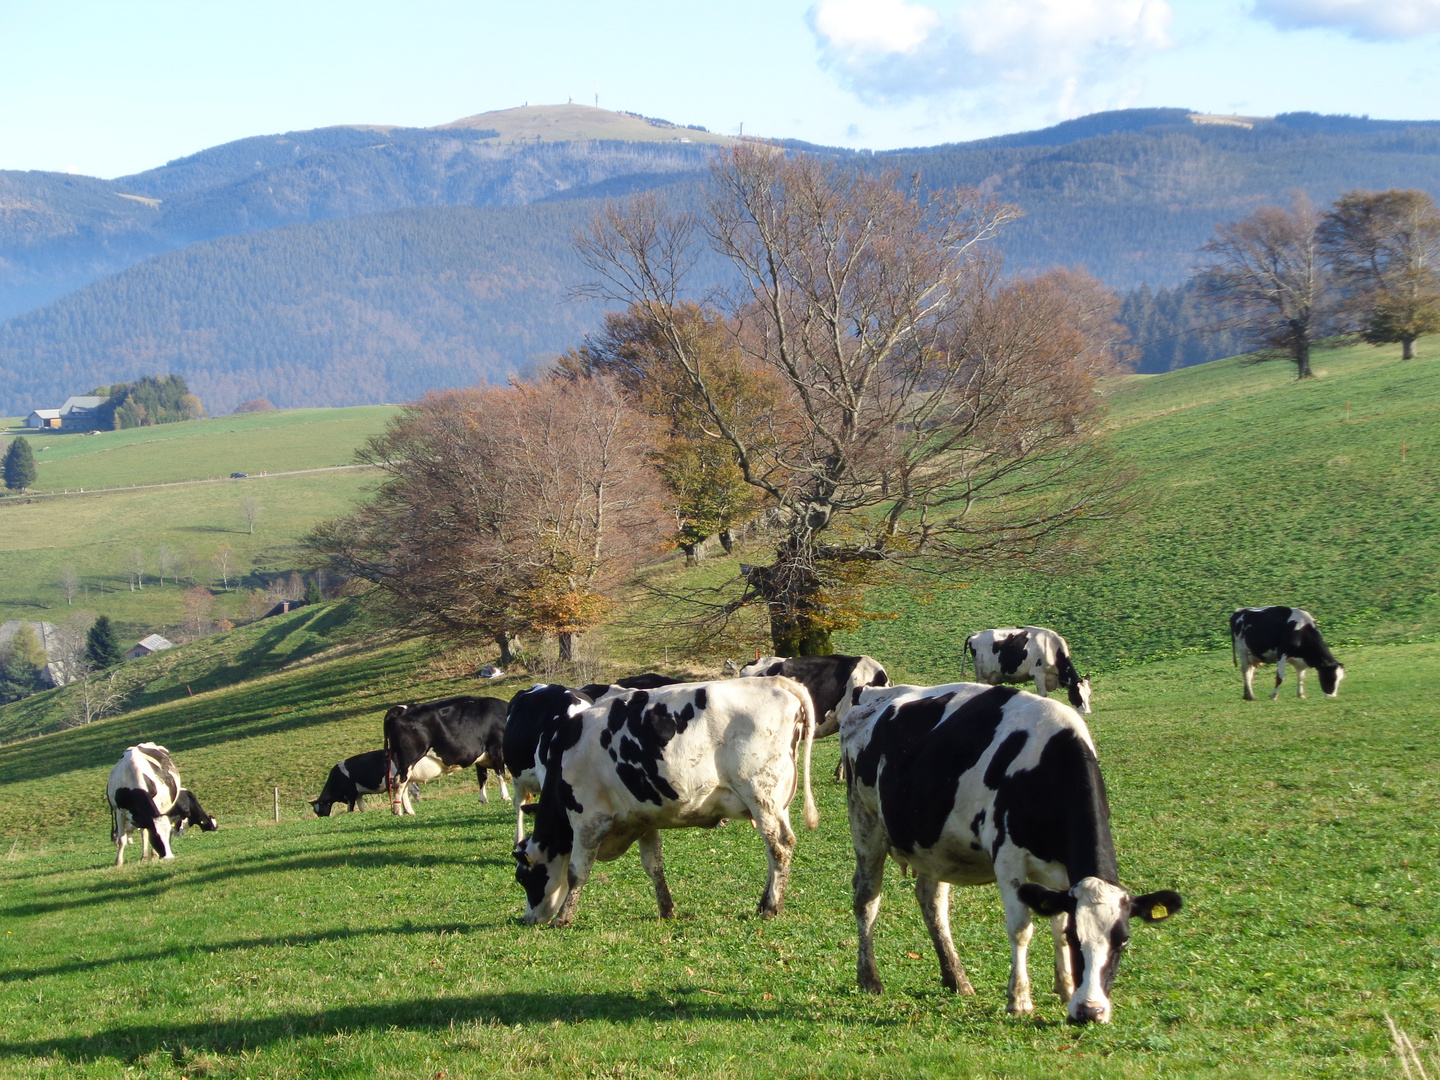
<box><xmin>0</xmin><ymin>990</ymin><xmax>802</xmax><ymax>1064</ymax></box>
<box><xmin>0</xmin><ymin>920</ymin><xmax>481</xmax><ymax>985</ymax></box>
<box><xmin>2</xmin><ymin>848</ymin><xmax>513</xmax><ymax>918</ymax></box>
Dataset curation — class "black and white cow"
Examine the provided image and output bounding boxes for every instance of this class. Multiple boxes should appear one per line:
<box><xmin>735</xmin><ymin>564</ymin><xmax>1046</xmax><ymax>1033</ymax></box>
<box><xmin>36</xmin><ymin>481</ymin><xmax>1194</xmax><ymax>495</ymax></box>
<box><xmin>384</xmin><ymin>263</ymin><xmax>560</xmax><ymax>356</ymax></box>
<box><xmin>1231</xmin><ymin>607</ymin><xmax>1346</xmax><ymax>701</ymax></box>
<box><xmin>576</xmin><ymin>672</ymin><xmax>682</xmax><ymax>701</ymax></box>
<box><xmin>738</xmin><ymin>655</ymin><xmax>890</xmax><ymax>739</ymax></box>
<box><xmin>383</xmin><ymin>696</ymin><xmax>509</xmax><ymax>815</ymax></box>
<box><xmin>838</xmin><ymin>682</ymin><xmax>1181</xmax><ymax>1024</ymax></box>
<box><xmin>310</xmin><ymin>750</ymin><xmax>418</xmax><ymax>816</ymax></box>
<box><xmin>106</xmin><ymin>743</ymin><xmax>217</xmax><ymax>866</ymax></box>
<box><xmin>514</xmin><ymin>677</ymin><xmax>817</xmax><ymax>927</ymax></box>
<box><xmin>965</xmin><ymin>627</ymin><xmax>1092</xmax><ymax>714</ymax></box>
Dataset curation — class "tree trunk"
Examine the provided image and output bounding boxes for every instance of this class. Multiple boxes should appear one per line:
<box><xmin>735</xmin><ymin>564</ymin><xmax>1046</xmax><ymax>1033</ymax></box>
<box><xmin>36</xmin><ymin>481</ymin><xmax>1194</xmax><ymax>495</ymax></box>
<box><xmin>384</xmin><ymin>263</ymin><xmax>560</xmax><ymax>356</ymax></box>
<box><xmin>1294</xmin><ymin>336</ymin><xmax>1313</xmax><ymax>379</ymax></box>
<box><xmin>558</xmin><ymin>632</ymin><xmax>576</xmax><ymax>662</ymax></box>
<box><xmin>718</xmin><ymin>529</ymin><xmax>735</xmax><ymax>554</ymax></box>
<box><xmin>680</xmin><ymin>542</ymin><xmax>698</xmax><ymax>567</ymax></box>
<box><xmin>1403</xmin><ymin>336</ymin><xmax>1416</xmax><ymax>360</ymax></box>
<box><xmin>750</xmin><ymin>560</ymin><xmax>835</xmax><ymax>656</ymax></box>
<box><xmin>495</xmin><ymin>632</ymin><xmax>519</xmax><ymax>666</ymax></box>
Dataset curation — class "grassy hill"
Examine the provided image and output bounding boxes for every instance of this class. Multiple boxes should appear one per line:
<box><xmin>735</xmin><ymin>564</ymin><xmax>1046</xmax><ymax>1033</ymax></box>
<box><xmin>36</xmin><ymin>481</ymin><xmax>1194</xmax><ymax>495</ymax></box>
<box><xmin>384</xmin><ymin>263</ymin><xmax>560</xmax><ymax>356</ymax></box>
<box><xmin>0</xmin><ymin>406</ymin><xmax>395</xmax><ymax>638</ymax></box>
<box><xmin>0</xmin><ymin>342</ymin><xmax>1438</xmax><ymax>1075</ymax></box>
<box><xmin>439</xmin><ymin>103</ymin><xmax>734</xmax><ymax>145</ymax></box>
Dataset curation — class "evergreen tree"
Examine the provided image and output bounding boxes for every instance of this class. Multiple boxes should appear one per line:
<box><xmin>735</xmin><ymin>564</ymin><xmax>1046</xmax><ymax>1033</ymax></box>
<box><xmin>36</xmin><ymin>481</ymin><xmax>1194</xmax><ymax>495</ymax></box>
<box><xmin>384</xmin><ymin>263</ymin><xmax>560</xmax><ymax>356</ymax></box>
<box><xmin>303</xmin><ymin>579</ymin><xmax>323</xmax><ymax>606</ymax></box>
<box><xmin>0</xmin><ymin>624</ymin><xmax>47</xmax><ymax>703</ymax></box>
<box><xmin>85</xmin><ymin>615</ymin><xmax>125</xmax><ymax>668</ymax></box>
<box><xmin>3</xmin><ymin>437</ymin><xmax>37</xmax><ymax>492</ymax></box>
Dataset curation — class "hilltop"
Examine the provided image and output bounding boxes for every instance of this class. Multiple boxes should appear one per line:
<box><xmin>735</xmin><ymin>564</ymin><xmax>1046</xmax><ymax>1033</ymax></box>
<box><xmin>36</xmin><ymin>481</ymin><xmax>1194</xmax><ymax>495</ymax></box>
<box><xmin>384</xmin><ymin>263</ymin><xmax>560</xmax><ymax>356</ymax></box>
<box><xmin>7</xmin><ymin>106</ymin><xmax>1440</xmax><ymax>411</ymax></box>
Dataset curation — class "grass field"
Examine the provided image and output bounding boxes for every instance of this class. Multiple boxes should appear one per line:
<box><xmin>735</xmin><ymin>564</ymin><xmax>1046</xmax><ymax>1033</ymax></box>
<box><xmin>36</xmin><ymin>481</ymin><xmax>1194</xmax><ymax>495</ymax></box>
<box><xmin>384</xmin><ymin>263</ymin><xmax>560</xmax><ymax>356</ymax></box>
<box><xmin>840</xmin><ymin>338</ymin><xmax>1440</xmax><ymax>682</ymax></box>
<box><xmin>0</xmin><ymin>641</ymin><xmax>1435</xmax><ymax>1078</ymax></box>
<box><xmin>0</xmin><ymin>407</ymin><xmax>395</xmax><ymax>636</ymax></box>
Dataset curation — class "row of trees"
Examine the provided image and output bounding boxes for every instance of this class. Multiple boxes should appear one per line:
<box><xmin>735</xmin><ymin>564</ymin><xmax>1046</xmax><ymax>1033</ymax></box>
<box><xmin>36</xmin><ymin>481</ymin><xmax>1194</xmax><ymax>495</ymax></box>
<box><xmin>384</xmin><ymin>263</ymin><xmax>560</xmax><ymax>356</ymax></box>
<box><xmin>311</xmin><ymin>146</ymin><xmax>1134</xmax><ymax>656</ymax></box>
<box><xmin>1197</xmin><ymin>188</ymin><xmax>1440</xmax><ymax>378</ymax></box>
<box><xmin>89</xmin><ymin>374</ymin><xmax>206</xmax><ymax>429</ymax></box>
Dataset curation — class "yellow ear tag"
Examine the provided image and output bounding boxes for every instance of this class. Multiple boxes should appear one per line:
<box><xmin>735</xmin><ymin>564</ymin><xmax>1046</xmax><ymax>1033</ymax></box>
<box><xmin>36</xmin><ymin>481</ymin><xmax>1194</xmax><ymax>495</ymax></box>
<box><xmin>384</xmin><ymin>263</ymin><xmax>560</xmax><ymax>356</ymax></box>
<box><xmin>1150</xmin><ymin>904</ymin><xmax>1168</xmax><ymax>920</ymax></box>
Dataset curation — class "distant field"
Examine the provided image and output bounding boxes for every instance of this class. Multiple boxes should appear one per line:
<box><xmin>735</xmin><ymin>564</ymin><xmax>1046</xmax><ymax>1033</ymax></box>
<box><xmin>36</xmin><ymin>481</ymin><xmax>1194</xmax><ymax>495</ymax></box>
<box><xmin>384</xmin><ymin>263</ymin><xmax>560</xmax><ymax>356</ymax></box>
<box><xmin>0</xmin><ymin>640</ymin><xmax>1434</xmax><ymax>1078</ymax></box>
<box><xmin>0</xmin><ymin>407</ymin><xmax>394</xmax><ymax>637</ymax></box>
<box><xmin>840</xmin><ymin>338</ymin><xmax>1440</xmax><ymax>681</ymax></box>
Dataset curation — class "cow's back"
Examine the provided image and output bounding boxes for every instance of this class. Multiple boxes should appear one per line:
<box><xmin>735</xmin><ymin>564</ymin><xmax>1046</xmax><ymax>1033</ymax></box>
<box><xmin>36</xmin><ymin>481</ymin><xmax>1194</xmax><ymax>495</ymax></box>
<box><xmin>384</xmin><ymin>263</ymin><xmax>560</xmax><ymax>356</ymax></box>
<box><xmin>107</xmin><ymin>743</ymin><xmax>181</xmax><ymax>814</ymax></box>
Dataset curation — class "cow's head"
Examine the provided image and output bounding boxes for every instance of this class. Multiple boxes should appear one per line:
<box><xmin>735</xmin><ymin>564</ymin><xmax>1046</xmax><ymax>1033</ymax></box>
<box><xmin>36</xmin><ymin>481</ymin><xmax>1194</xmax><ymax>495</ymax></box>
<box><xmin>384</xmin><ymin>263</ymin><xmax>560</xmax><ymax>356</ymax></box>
<box><xmin>1318</xmin><ymin>664</ymin><xmax>1345</xmax><ymax>697</ymax></box>
<box><xmin>310</xmin><ymin>797</ymin><xmax>334</xmax><ymax>817</ymax></box>
<box><xmin>1066</xmin><ymin>677</ymin><xmax>1093</xmax><ymax>714</ymax></box>
<box><xmin>514</xmin><ymin>835</ymin><xmax>571</xmax><ymax>925</ymax></box>
<box><xmin>1018</xmin><ymin>877</ymin><xmax>1182</xmax><ymax>1024</ymax></box>
<box><xmin>171</xmin><ymin>789</ymin><xmax>217</xmax><ymax>833</ymax></box>
<box><xmin>738</xmin><ymin>656</ymin><xmax>785</xmax><ymax>679</ymax></box>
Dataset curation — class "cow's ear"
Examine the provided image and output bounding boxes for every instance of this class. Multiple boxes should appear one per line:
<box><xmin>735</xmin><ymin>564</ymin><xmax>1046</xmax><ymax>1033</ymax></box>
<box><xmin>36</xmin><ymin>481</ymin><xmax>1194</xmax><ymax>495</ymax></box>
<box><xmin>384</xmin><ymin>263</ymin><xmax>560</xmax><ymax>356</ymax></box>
<box><xmin>1129</xmin><ymin>890</ymin><xmax>1182</xmax><ymax>923</ymax></box>
<box><xmin>1017</xmin><ymin>883</ymin><xmax>1076</xmax><ymax>917</ymax></box>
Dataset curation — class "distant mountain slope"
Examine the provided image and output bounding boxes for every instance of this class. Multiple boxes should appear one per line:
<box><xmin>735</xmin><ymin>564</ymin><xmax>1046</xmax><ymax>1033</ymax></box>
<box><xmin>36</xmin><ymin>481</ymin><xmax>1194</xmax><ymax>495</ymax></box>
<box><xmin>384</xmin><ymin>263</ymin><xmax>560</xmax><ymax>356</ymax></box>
<box><xmin>8</xmin><ymin>106</ymin><xmax>1440</xmax><ymax>409</ymax></box>
<box><xmin>0</xmin><ymin>201</ymin><xmax>617</xmax><ymax>414</ymax></box>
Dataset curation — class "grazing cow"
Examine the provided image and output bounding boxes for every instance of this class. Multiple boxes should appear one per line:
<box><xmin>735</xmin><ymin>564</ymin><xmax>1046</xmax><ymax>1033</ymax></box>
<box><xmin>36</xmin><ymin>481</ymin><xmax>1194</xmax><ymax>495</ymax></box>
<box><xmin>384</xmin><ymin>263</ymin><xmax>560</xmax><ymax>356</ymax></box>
<box><xmin>576</xmin><ymin>672</ymin><xmax>682</xmax><ymax>700</ymax></box>
<box><xmin>383</xmin><ymin>696</ymin><xmax>509</xmax><ymax>815</ymax></box>
<box><xmin>505</xmin><ymin>683</ymin><xmax>596</xmax><ymax>843</ymax></box>
<box><xmin>514</xmin><ymin>677</ymin><xmax>817</xmax><ymax>927</ymax></box>
<box><xmin>106</xmin><ymin>743</ymin><xmax>217</xmax><ymax>866</ymax></box>
<box><xmin>838</xmin><ymin>682</ymin><xmax>1181</xmax><ymax>1024</ymax></box>
<box><xmin>1231</xmin><ymin>607</ymin><xmax>1346</xmax><ymax>701</ymax></box>
<box><xmin>965</xmin><ymin>627</ymin><xmax>1092</xmax><ymax>714</ymax></box>
<box><xmin>310</xmin><ymin>750</ymin><xmax>418</xmax><ymax>816</ymax></box>
<box><xmin>738</xmin><ymin>655</ymin><xmax>890</xmax><ymax>738</ymax></box>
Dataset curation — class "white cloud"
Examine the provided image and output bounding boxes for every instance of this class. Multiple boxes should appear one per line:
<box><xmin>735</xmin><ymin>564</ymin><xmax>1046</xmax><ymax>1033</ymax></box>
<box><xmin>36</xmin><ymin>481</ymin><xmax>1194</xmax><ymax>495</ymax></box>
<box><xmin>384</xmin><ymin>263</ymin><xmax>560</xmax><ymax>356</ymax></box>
<box><xmin>807</xmin><ymin>0</ymin><xmax>1173</xmax><ymax>115</ymax></box>
<box><xmin>1252</xmin><ymin>0</ymin><xmax>1440</xmax><ymax>40</ymax></box>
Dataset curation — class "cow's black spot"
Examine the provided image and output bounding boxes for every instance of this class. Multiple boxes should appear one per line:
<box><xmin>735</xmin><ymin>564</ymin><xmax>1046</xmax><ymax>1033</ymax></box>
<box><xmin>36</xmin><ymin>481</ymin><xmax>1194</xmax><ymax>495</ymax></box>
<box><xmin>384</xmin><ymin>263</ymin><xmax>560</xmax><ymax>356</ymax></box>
<box><xmin>599</xmin><ymin>728</ymin><xmax>612</xmax><ymax>749</ymax></box>
<box><xmin>860</xmin><ymin>687</ymin><xmax>1018</xmax><ymax>853</ymax></box>
<box><xmin>609</xmin><ymin>697</ymin><xmax>695</xmax><ymax>805</ymax></box>
<box><xmin>984</xmin><ymin>730</ymin><xmax>1029</xmax><ymax>789</ymax></box>
<box><xmin>515</xmin><ymin>851</ymin><xmax>550</xmax><ymax>910</ymax></box>
<box><xmin>694</xmin><ymin>687</ymin><xmax>707</xmax><ymax>710</ymax></box>
<box><xmin>530</xmin><ymin>706</ymin><xmax>588</xmax><ymax>860</ymax></box>
<box><xmin>993</xmin><ymin>631</ymin><xmax>1031</xmax><ymax>677</ymax></box>
<box><xmin>765</xmin><ymin>662</ymin><xmax>784</xmax><ymax>676</ymax></box>
<box><xmin>852</xmin><ymin>686</ymin><xmax>865</xmax><ymax>705</ymax></box>
<box><xmin>870</xmin><ymin>668</ymin><xmax>889</xmax><ymax>687</ymax></box>
<box><xmin>991</xmin><ymin>726</ymin><xmax>1117</xmax><ymax>884</ymax></box>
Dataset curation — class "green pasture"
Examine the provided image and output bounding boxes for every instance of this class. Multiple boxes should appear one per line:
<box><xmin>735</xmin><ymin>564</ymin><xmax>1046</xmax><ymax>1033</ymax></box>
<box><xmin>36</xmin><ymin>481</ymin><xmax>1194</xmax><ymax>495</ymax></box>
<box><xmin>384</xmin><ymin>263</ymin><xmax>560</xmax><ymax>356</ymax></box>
<box><xmin>0</xmin><ymin>406</ymin><xmax>396</xmax><ymax>490</ymax></box>
<box><xmin>841</xmin><ymin>338</ymin><xmax>1440</xmax><ymax>681</ymax></box>
<box><xmin>0</xmin><ymin>640</ymin><xmax>1435</xmax><ymax>1078</ymax></box>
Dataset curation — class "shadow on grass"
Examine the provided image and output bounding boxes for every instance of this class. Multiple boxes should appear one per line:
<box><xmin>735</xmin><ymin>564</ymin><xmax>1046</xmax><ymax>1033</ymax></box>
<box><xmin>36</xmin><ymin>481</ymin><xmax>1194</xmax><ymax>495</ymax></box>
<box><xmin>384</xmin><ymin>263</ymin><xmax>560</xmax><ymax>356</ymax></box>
<box><xmin>1</xmin><ymin>848</ymin><xmax>513</xmax><ymax>918</ymax></box>
<box><xmin>0</xmin><ymin>991</ymin><xmax>796</xmax><ymax>1062</ymax></box>
<box><xmin>0</xmin><ymin>920</ymin><xmax>481</xmax><ymax>985</ymax></box>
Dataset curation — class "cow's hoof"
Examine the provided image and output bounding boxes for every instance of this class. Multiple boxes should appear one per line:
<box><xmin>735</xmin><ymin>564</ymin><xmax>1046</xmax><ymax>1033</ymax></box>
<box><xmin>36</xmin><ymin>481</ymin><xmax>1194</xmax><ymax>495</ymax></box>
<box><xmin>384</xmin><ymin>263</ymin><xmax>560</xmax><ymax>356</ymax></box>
<box><xmin>943</xmin><ymin>974</ymin><xmax>976</xmax><ymax>995</ymax></box>
<box><xmin>1007</xmin><ymin>999</ymin><xmax>1034</xmax><ymax>1016</ymax></box>
<box><xmin>1243</xmin><ymin>693</ymin><xmax>1255</xmax><ymax>702</ymax></box>
<box><xmin>658</xmin><ymin>903</ymin><xmax>676</xmax><ymax>920</ymax></box>
<box><xmin>859</xmin><ymin>974</ymin><xmax>884</xmax><ymax>995</ymax></box>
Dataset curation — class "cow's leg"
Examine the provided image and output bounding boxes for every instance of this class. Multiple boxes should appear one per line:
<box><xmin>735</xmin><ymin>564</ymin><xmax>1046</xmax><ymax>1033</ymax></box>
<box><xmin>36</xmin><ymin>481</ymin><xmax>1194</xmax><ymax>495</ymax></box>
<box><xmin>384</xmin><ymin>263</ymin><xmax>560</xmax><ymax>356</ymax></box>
<box><xmin>915</xmin><ymin>875</ymin><xmax>974</xmax><ymax>994</ymax></box>
<box><xmin>550</xmin><ymin>844</ymin><xmax>596</xmax><ymax>928</ymax></box>
<box><xmin>1050</xmin><ymin>913</ymin><xmax>1075</xmax><ymax>1000</ymax></box>
<box><xmin>1270</xmin><ymin>656</ymin><xmax>1288</xmax><ymax>701</ymax></box>
<box><xmin>114</xmin><ymin>811</ymin><xmax>129</xmax><ymax>867</ymax></box>
<box><xmin>1033</xmin><ymin>669</ymin><xmax>1050</xmax><ymax>698</ymax></box>
<box><xmin>476</xmin><ymin>765</ymin><xmax>489</xmax><ymax>804</ymax></box>
<box><xmin>151</xmin><ymin>815</ymin><xmax>175</xmax><ymax>860</ymax></box>
<box><xmin>515</xmin><ymin>800</ymin><xmax>527</xmax><ymax>846</ymax></box>
<box><xmin>754</xmin><ymin>806</ymin><xmax>796</xmax><ymax>918</ymax></box>
<box><xmin>496</xmin><ymin>771</ymin><xmax>509</xmax><ymax>802</ymax></box>
<box><xmin>1295</xmin><ymin>666</ymin><xmax>1306</xmax><ymax>699</ymax></box>
<box><xmin>140</xmin><ymin>826</ymin><xmax>151</xmax><ymax>862</ymax></box>
<box><xmin>996</xmin><ymin>855</ymin><xmax>1037</xmax><ymax>1015</ymax></box>
<box><xmin>1242</xmin><ymin>662</ymin><xmax>1257</xmax><ymax>701</ymax></box>
<box><xmin>637</xmin><ymin>829</ymin><xmax>676</xmax><ymax>919</ymax></box>
<box><xmin>834</xmin><ymin>758</ymin><xmax>846</xmax><ymax>782</ymax></box>
<box><xmin>850</xmin><ymin>803</ymin><xmax>889</xmax><ymax>994</ymax></box>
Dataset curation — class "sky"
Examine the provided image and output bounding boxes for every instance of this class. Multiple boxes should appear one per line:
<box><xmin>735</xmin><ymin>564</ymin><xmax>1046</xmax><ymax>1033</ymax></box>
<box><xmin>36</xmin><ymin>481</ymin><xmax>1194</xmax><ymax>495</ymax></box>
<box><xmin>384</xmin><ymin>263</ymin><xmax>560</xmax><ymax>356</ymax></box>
<box><xmin>3</xmin><ymin>0</ymin><xmax>1440</xmax><ymax>178</ymax></box>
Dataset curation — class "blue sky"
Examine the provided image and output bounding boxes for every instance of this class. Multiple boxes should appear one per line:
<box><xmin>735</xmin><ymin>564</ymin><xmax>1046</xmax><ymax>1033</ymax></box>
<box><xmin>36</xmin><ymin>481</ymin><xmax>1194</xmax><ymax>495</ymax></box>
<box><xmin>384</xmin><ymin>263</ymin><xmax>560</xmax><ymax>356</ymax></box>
<box><xmin>4</xmin><ymin>0</ymin><xmax>1440</xmax><ymax>178</ymax></box>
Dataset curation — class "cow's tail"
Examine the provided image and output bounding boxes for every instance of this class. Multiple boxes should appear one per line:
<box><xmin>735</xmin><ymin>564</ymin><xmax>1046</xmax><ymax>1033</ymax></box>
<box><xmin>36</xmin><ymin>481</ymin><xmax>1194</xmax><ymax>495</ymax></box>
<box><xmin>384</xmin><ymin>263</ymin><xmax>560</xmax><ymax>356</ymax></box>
<box><xmin>776</xmin><ymin>676</ymin><xmax>818</xmax><ymax>831</ymax></box>
<box><xmin>1231</xmin><ymin>634</ymin><xmax>1238</xmax><ymax>668</ymax></box>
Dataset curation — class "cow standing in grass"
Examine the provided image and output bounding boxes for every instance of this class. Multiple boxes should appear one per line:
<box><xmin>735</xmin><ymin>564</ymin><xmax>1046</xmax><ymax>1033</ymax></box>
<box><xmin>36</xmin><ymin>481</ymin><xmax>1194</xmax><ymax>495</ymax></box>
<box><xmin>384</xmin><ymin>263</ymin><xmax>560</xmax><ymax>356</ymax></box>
<box><xmin>838</xmin><ymin>682</ymin><xmax>1180</xmax><ymax>1024</ymax></box>
<box><xmin>965</xmin><ymin>627</ymin><xmax>1092</xmax><ymax>714</ymax></box>
<box><xmin>383</xmin><ymin>696</ymin><xmax>509</xmax><ymax>815</ymax></box>
<box><xmin>514</xmin><ymin>677</ymin><xmax>817</xmax><ymax>926</ymax></box>
<box><xmin>311</xmin><ymin>750</ymin><xmax>417</xmax><ymax>815</ymax></box>
<box><xmin>1231</xmin><ymin>606</ymin><xmax>1346</xmax><ymax>700</ymax></box>
<box><xmin>107</xmin><ymin>743</ymin><xmax>216</xmax><ymax>866</ymax></box>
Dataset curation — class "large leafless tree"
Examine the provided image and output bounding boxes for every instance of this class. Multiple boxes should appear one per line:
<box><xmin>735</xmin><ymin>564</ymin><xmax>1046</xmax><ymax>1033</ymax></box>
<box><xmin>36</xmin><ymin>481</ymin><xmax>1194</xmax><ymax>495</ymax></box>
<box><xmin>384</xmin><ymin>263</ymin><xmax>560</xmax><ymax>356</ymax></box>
<box><xmin>1196</xmin><ymin>195</ymin><xmax>1335</xmax><ymax>379</ymax></box>
<box><xmin>309</xmin><ymin>376</ymin><xmax>665</xmax><ymax>663</ymax></box>
<box><xmin>1319</xmin><ymin>188</ymin><xmax>1440</xmax><ymax>360</ymax></box>
<box><xmin>576</xmin><ymin>146</ymin><xmax>1131</xmax><ymax>654</ymax></box>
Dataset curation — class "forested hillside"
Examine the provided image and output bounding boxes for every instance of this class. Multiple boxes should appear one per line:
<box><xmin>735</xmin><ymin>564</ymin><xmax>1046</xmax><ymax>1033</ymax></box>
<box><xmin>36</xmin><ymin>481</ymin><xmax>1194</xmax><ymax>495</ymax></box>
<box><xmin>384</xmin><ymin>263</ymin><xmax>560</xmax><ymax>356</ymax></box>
<box><xmin>0</xmin><ymin>200</ymin><xmax>646</xmax><ymax>412</ymax></box>
<box><xmin>7</xmin><ymin>106</ymin><xmax>1440</xmax><ymax>408</ymax></box>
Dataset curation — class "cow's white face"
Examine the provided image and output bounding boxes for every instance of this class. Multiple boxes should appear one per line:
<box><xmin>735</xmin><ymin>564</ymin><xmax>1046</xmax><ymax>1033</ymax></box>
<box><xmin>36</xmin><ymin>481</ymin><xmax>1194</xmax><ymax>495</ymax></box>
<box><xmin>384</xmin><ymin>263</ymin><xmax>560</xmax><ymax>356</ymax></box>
<box><xmin>1020</xmin><ymin>876</ymin><xmax>1181</xmax><ymax>1024</ymax></box>
<box><xmin>1070</xmin><ymin>677</ymin><xmax>1093</xmax><ymax>714</ymax></box>
<box><xmin>514</xmin><ymin>837</ymin><xmax>570</xmax><ymax>925</ymax></box>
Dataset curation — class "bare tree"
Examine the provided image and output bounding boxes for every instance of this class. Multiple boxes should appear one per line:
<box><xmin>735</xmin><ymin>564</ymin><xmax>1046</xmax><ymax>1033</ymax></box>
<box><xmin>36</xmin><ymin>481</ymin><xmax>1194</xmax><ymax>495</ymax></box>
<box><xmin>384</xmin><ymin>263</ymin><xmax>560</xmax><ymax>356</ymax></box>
<box><xmin>1319</xmin><ymin>189</ymin><xmax>1440</xmax><ymax>360</ymax></box>
<box><xmin>182</xmin><ymin>587</ymin><xmax>215</xmax><ymax>637</ymax></box>
<box><xmin>156</xmin><ymin>543</ymin><xmax>173</xmax><ymax>586</ymax></box>
<box><xmin>211</xmin><ymin>545</ymin><xmax>235</xmax><ymax>591</ymax></box>
<box><xmin>308</xmin><ymin>377</ymin><xmax>665</xmax><ymax>664</ymax></box>
<box><xmin>576</xmin><ymin>147</ymin><xmax>1130</xmax><ymax>653</ymax></box>
<box><xmin>240</xmin><ymin>495</ymin><xmax>263</xmax><ymax>535</ymax></box>
<box><xmin>1196</xmin><ymin>194</ymin><xmax>1335</xmax><ymax>379</ymax></box>
<box><xmin>60</xmin><ymin>659</ymin><xmax>125</xmax><ymax>729</ymax></box>
<box><xmin>58</xmin><ymin>566</ymin><xmax>80</xmax><ymax>606</ymax></box>
<box><xmin>126</xmin><ymin>548</ymin><xmax>145</xmax><ymax>591</ymax></box>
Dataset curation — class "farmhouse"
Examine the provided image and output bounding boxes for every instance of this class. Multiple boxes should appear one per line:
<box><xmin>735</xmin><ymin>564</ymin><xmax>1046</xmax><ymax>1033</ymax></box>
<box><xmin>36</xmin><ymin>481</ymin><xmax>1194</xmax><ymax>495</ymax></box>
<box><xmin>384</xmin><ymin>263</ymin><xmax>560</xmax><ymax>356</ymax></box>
<box><xmin>125</xmin><ymin>633</ymin><xmax>175</xmax><ymax>660</ymax></box>
<box><xmin>24</xmin><ymin>396</ymin><xmax>106</xmax><ymax>430</ymax></box>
